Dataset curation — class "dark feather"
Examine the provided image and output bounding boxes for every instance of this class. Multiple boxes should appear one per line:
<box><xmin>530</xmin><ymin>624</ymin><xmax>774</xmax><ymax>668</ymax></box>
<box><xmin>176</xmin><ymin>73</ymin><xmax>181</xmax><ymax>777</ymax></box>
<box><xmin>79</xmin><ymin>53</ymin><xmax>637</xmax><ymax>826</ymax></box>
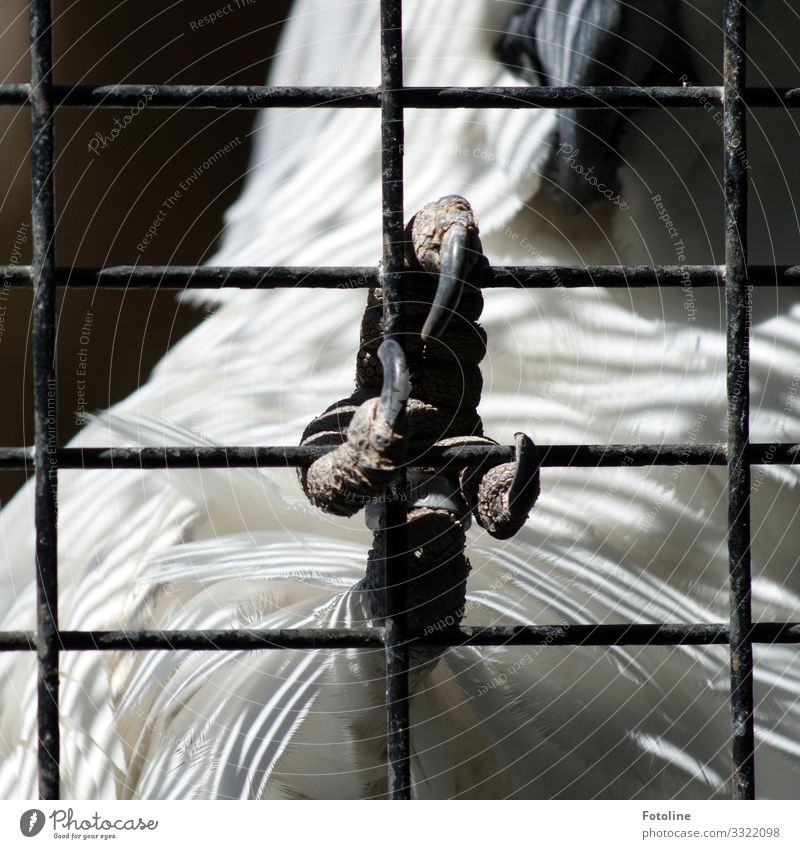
<box><xmin>496</xmin><ymin>0</ymin><xmax>694</xmax><ymax>212</ymax></box>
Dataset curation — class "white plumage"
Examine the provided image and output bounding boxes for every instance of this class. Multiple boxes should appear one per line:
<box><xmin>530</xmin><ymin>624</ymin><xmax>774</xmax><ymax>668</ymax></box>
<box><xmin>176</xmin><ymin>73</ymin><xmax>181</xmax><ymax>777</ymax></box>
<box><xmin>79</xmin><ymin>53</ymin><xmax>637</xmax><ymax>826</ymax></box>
<box><xmin>2</xmin><ymin>0</ymin><xmax>800</xmax><ymax>798</ymax></box>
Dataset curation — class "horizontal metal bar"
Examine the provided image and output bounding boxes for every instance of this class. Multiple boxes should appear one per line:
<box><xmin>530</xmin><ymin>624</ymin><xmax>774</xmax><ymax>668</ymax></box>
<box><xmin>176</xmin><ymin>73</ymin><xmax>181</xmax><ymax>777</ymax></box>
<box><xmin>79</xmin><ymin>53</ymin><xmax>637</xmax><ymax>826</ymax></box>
<box><xmin>1</xmin><ymin>443</ymin><xmax>798</xmax><ymax>471</ymax></box>
<box><xmin>0</xmin><ymin>629</ymin><xmax>384</xmax><ymax>651</ymax></box>
<box><xmin>0</xmin><ymin>83</ymin><xmax>31</xmax><ymax>104</ymax></box>
<box><xmin>0</xmin><ymin>632</ymin><xmax>34</xmax><ymax>649</ymax></box>
<box><xmin>2</xmin><ymin>622</ymin><xmax>799</xmax><ymax>652</ymax></box>
<box><xmin>58</xmin><ymin>265</ymin><xmax>380</xmax><ymax>289</ymax></box>
<box><xmin>444</xmin><ymin>622</ymin><xmax>800</xmax><ymax>647</ymax></box>
<box><xmin>2</xmin><ymin>84</ymin><xmax>800</xmax><ymax>110</ymax></box>
<box><xmin>3</xmin><ymin>265</ymin><xmax>800</xmax><ymax>290</ymax></box>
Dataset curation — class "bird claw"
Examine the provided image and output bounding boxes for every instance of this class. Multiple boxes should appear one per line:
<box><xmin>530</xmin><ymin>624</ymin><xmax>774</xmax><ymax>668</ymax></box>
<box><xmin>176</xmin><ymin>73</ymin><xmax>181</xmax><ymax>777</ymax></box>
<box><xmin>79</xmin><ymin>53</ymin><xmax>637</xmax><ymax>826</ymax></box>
<box><xmin>421</xmin><ymin>223</ymin><xmax>469</xmax><ymax>342</ymax></box>
<box><xmin>377</xmin><ymin>339</ymin><xmax>411</xmax><ymax>430</ymax></box>
<box><xmin>473</xmin><ymin>431</ymin><xmax>541</xmax><ymax>540</ymax></box>
<box><xmin>408</xmin><ymin>195</ymin><xmax>482</xmax><ymax>342</ymax></box>
<box><xmin>507</xmin><ymin>432</ymin><xmax>540</xmax><ymax>524</ymax></box>
<box><xmin>299</xmin><ymin>342</ymin><xmax>409</xmax><ymax>515</ymax></box>
<box><xmin>341</xmin><ymin>343</ymin><xmax>408</xmax><ymax>481</ymax></box>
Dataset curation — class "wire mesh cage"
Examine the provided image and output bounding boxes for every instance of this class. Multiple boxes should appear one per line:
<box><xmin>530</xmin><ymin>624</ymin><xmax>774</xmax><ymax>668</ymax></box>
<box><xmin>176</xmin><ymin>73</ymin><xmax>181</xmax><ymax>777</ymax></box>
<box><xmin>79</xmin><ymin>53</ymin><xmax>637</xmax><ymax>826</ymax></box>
<box><xmin>1</xmin><ymin>0</ymin><xmax>798</xmax><ymax>800</ymax></box>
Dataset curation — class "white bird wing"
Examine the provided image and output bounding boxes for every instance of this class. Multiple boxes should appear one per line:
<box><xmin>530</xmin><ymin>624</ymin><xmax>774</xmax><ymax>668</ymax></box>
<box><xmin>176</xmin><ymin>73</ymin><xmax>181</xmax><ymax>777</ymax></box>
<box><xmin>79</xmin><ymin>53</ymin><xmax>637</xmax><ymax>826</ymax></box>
<box><xmin>205</xmin><ymin>0</ymin><xmax>557</xmax><ymax>277</ymax></box>
<box><xmin>90</xmin><ymin>531</ymin><xmax>732</xmax><ymax>799</ymax></box>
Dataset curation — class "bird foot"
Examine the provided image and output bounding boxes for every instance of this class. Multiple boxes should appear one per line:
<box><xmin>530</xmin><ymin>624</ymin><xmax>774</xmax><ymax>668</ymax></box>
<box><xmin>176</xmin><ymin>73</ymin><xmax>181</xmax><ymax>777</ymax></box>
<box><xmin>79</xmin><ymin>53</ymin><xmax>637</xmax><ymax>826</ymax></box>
<box><xmin>302</xmin><ymin>195</ymin><xmax>540</xmax><ymax>541</ymax></box>
<box><xmin>465</xmin><ymin>432</ymin><xmax>541</xmax><ymax>539</ymax></box>
<box><xmin>300</xmin><ymin>341</ymin><xmax>410</xmax><ymax>515</ymax></box>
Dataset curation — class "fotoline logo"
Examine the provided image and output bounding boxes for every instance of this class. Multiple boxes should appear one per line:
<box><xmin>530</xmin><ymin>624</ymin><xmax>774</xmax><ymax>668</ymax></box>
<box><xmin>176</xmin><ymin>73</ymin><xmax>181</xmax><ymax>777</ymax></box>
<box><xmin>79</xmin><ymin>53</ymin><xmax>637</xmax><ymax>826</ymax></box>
<box><xmin>19</xmin><ymin>810</ymin><xmax>46</xmax><ymax>837</ymax></box>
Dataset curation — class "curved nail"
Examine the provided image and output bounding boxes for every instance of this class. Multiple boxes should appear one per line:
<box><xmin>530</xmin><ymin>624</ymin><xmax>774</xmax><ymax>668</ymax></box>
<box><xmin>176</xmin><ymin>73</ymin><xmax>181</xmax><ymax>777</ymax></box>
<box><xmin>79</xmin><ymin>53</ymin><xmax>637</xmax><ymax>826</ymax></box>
<box><xmin>420</xmin><ymin>224</ymin><xmax>469</xmax><ymax>342</ymax></box>
<box><xmin>507</xmin><ymin>432</ymin><xmax>540</xmax><ymax>521</ymax></box>
<box><xmin>377</xmin><ymin>339</ymin><xmax>411</xmax><ymax>428</ymax></box>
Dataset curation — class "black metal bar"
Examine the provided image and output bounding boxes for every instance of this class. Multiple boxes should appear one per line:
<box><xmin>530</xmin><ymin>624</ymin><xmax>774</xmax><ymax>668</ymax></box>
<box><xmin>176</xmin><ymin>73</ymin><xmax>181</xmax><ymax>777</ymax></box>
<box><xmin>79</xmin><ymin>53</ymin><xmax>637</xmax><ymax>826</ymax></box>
<box><xmin>0</xmin><ymin>83</ymin><xmax>31</xmax><ymax>104</ymax></box>
<box><xmin>6</xmin><ymin>264</ymin><xmax>800</xmax><ymax>290</ymax></box>
<box><xmin>2</xmin><ymin>442</ymin><xmax>799</xmax><ymax>471</ymax></box>
<box><xmin>2</xmin><ymin>83</ymin><xmax>800</xmax><ymax>110</ymax></box>
<box><xmin>0</xmin><ymin>264</ymin><xmax>734</xmax><ymax>290</ymax></box>
<box><xmin>380</xmin><ymin>0</ymin><xmax>411</xmax><ymax>801</ymax></box>
<box><xmin>4</xmin><ymin>622</ymin><xmax>800</xmax><ymax>653</ymax></box>
<box><xmin>29</xmin><ymin>0</ymin><xmax>59</xmax><ymax>801</ymax></box>
<box><xmin>0</xmin><ymin>632</ymin><xmax>36</xmax><ymax>650</ymax></box>
<box><xmin>59</xmin><ymin>628</ymin><xmax>386</xmax><ymax>651</ymax></box>
<box><xmin>418</xmin><ymin>622</ymin><xmax>800</xmax><ymax>647</ymax></box>
<box><xmin>724</xmin><ymin>0</ymin><xmax>755</xmax><ymax>800</ymax></box>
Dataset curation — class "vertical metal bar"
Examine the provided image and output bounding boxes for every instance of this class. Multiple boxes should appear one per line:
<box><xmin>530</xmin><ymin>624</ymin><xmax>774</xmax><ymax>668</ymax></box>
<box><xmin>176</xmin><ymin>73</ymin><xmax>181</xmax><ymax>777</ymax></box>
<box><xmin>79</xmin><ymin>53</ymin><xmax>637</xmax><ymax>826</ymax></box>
<box><xmin>29</xmin><ymin>0</ymin><xmax>60</xmax><ymax>800</ymax></box>
<box><xmin>380</xmin><ymin>0</ymin><xmax>411</xmax><ymax>800</ymax></box>
<box><xmin>723</xmin><ymin>0</ymin><xmax>755</xmax><ymax>800</ymax></box>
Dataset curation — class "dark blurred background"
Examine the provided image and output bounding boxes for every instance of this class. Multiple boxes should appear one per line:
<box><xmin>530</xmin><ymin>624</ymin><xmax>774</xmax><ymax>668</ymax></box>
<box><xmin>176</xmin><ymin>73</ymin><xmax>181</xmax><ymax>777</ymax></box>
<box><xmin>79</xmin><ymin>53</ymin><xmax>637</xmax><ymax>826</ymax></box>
<box><xmin>0</xmin><ymin>0</ymin><xmax>293</xmax><ymax>502</ymax></box>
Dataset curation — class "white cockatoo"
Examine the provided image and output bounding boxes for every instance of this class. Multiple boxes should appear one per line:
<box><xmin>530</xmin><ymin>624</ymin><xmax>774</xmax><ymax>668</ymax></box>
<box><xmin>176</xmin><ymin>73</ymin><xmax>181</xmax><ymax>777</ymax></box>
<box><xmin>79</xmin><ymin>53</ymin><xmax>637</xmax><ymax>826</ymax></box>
<box><xmin>2</xmin><ymin>0</ymin><xmax>800</xmax><ymax>799</ymax></box>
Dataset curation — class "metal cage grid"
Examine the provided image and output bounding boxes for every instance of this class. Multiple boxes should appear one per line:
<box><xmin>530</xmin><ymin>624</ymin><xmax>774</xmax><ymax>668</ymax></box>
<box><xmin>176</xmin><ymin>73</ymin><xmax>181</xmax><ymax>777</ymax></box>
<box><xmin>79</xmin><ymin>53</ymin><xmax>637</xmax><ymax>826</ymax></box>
<box><xmin>1</xmin><ymin>0</ymin><xmax>798</xmax><ymax>800</ymax></box>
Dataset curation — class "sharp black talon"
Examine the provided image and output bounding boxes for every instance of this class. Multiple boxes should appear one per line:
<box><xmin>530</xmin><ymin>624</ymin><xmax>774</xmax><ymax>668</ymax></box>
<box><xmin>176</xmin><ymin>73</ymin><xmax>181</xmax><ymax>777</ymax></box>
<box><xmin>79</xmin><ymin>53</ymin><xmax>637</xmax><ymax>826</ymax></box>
<box><xmin>420</xmin><ymin>223</ymin><xmax>469</xmax><ymax>343</ymax></box>
<box><xmin>507</xmin><ymin>432</ymin><xmax>540</xmax><ymax>521</ymax></box>
<box><xmin>377</xmin><ymin>339</ymin><xmax>411</xmax><ymax>428</ymax></box>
